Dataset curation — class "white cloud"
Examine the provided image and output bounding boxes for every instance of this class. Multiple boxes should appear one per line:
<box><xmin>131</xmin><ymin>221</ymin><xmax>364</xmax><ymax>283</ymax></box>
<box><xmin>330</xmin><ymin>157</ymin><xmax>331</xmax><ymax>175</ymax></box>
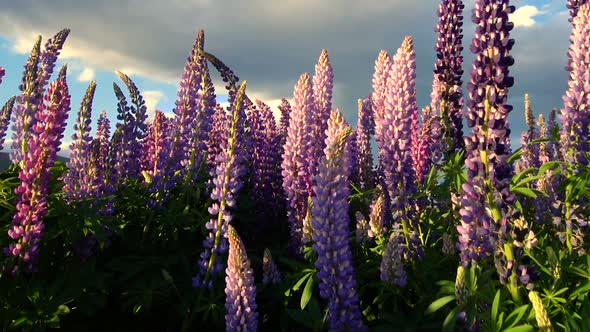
<box><xmin>143</xmin><ymin>90</ymin><xmax>165</xmax><ymax>121</ymax></box>
<box><xmin>511</xmin><ymin>5</ymin><xmax>542</xmax><ymax>27</ymax></box>
<box><xmin>77</xmin><ymin>67</ymin><xmax>95</xmax><ymax>82</ymax></box>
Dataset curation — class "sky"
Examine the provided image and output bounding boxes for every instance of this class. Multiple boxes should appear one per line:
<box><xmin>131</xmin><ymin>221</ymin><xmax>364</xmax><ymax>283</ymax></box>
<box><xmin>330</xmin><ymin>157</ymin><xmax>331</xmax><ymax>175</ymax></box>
<box><xmin>0</xmin><ymin>0</ymin><xmax>574</xmax><ymax>156</ymax></box>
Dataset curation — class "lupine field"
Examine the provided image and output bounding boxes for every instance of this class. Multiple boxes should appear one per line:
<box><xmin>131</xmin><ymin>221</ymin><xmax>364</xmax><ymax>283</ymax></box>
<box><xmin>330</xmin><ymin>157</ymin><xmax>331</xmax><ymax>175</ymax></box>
<box><xmin>0</xmin><ymin>0</ymin><xmax>589</xmax><ymax>331</ymax></box>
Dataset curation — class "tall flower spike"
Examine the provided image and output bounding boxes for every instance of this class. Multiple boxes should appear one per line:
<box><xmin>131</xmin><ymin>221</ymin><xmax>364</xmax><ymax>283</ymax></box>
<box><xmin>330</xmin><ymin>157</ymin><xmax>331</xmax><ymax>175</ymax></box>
<box><xmin>36</xmin><ymin>29</ymin><xmax>70</xmax><ymax>98</ymax></box>
<box><xmin>225</xmin><ymin>226</ymin><xmax>258</xmax><ymax>332</ymax></box>
<box><xmin>281</xmin><ymin>73</ymin><xmax>316</xmax><ymax>254</ymax></box>
<box><xmin>311</xmin><ymin>109</ymin><xmax>366</xmax><ymax>332</ymax></box>
<box><xmin>63</xmin><ymin>81</ymin><xmax>97</xmax><ymax>201</ymax></box>
<box><xmin>561</xmin><ymin>3</ymin><xmax>590</xmax><ymax>166</ymax></box>
<box><xmin>372</xmin><ymin>50</ymin><xmax>392</xmax><ymax>153</ymax></box>
<box><xmin>0</xmin><ymin>97</ymin><xmax>16</xmax><ymax>151</ymax></box>
<box><xmin>431</xmin><ymin>0</ymin><xmax>465</xmax><ymax>152</ymax></box>
<box><xmin>278</xmin><ymin>98</ymin><xmax>292</xmax><ymax>139</ymax></box>
<box><xmin>312</xmin><ymin>49</ymin><xmax>334</xmax><ymax>163</ymax></box>
<box><xmin>380</xmin><ymin>227</ymin><xmax>408</xmax><ymax>287</ymax></box>
<box><xmin>10</xmin><ymin>36</ymin><xmax>42</xmax><ymax>166</ymax></box>
<box><xmin>356</xmin><ymin>97</ymin><xmax>374</xmax><ymax>189</ymax></box>
<box><xmin>6</xmin><ymin>78</ymin><xmax>70</xmax><ymax>273</ymax></box>
<box><xmin>143</xmin><ymin>111</ymin><xmax>172</xmax><ymax>207</ymax></box>
<box><xmin>262</xmin><ymin>248</ymin><xmax>282</xmax><ymax>285</ymax></box>
<box><xmin>528</xmin><ymin>291</ymin><xmax>553</xmax><ymax>332</ymax></box>
<box><xmin>567</xmin><ymin>0</ymin><xmax>588</xmax><ymax>22</ymax></box>
<box><xmin>0</xmin><ymin>66</ymin><xmax>5</xmax><ymax>84</ymax></box>
<box><xmin>194</xmin><ymin>81</ymin><xmax>248</xmax><ymax>289</ymax></box>
<box><xmin>518</xmin><ymin>94</ymin><xmax>540</xmax><ymax>172</ymax></box>
<box><xmin>207</xmin><ymin>104</ymin><xmax>228</xmax><ymax>171</ymax></box>
<box><xmin>368</xmin><ymin>189</ymin><xmax>386</xmax><ymax>238</ymax></box>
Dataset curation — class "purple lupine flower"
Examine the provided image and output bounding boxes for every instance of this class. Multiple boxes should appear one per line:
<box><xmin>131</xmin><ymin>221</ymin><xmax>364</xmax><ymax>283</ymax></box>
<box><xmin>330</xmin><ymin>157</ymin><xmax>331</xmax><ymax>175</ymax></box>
<box><xmin>567</xmin><ymin>0</ymin><xmax>588</xmax><ymax>22</ymax></box>
<box><xmin>193</xmin><ymin>81</ymin><xmax>248</xmax><ymax>289</ymax></box>
<box><xmin>225</xmin><ymin>225</ymin><xmax>258</xmax><ymax>332</ymax></box>
<box><xmin>372</xmin><ymin>50</ymin><xmax>392</xmax><ymax>155</ymax></box>
<box><xmin>207</xmin><ymin>104</ymin><xmax>228</xmax><ymax>171</ymax></box>
<box><xmin>459</xmin><ymin>0</ymin><xmax>515</xmax><ymax>265</ymax></box>
<box><xmin>356</xmin><ymin>97</ymin><xmax>374</xmax><ymax>189</ymax></box>
<box><xmin>381</xmin><ymin>36</ymin><xmax>418</xmax><ymax>208</ymax></box>
<box><xmin>95</xmin><ymin>110</ymin><xmax>111</xmax><ymax>185</ymax></box>
<box><xmin>110</xmin><ymin>82</ymin><xmax>134</xmax><ymax>182</ymax></box>
<box><xmin>262</xmin><ymin>248</ymin><xmax>282</xmax><ymax>285</ymax></box>
<box><xmin>143</xmin><ymin>111</ymin><xmax>172</xmax><ymax>207</ymax></box>
<box><xmin>312</xmin><ymin>49</ymin><xmax>333</xmax><ymax>163</ymax></box>
<box><xmin>561</xmin><ymin>3</ymin><xmax>590</xmax><ymax>166</ymax></box>
<box><xmin>0</xmin><ymin>66</ymin><xmax>4</xmax><ymax>84</ymax></box>
<box><xmin>380</xmin><ymin>227</ymin><xmax>408</xmax><ymax>287</ymax></box>
<box><xmin>355</xmin><ymin>211</ymin><xmax>370</xmax><ymax>243</ymax></box>
<box><xmin>0</xmin><ymin>97</ymin><xmax>16</xmax><ymax>151</ymax></box>
<box><xmin>411</xmin><ymin>107</ymin><xmax>434</xmax><ymax>184</ymax></box>
<box><xmin>278</xmin><ymin>98</ymin><xmax>292</xmax><ymax>139</ymax></box>
<box><xmin>431</xmin><ymin>0</ymin><xmax>465</xmax><ymax>151</ymax></box>
<box><xmin>63</xmin><ymin>81</ymin><xmax>97</xmax><ymax>201</ymax></box>
<box><xmin>5</xmin><ymin>78</ymin><xmax>70</xmax><ymax>274</ymax></box>
<box><xmin>10</xmin><ymin>36</ymin><xmax>42</xmax><ymax>166</ymax></box>
<box><xmin>36</xmin><ymin>29</ymin><xmax>70</xmax><ymax>99</ymax></box>
<box><xmin>281</xmin><ymin>73</ymin><xmax>316</xmax><ymax>254</ymax></box>
<box><xmin>311</xmin><ymin>108</ymin><xmax>366</xmax><ymax>332</ymax></box>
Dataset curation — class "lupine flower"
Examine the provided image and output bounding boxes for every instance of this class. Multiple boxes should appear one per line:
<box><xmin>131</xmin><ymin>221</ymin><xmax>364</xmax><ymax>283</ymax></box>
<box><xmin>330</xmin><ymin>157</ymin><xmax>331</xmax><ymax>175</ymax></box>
<box><xmin>0</xmin><ymin>96</ymin><xmax>16</xmax><ymax>151</ymax></box>
<box><xmin>356</xmin><ymin>97</ymin><xmax>374</xmax><ymax>189</ymax></box>
<box><xmin>535</xmin><ymin>114</ymin><xmax>556</xmax><ymax>223</ymax></box>
<box><xmin>528</xmin><ymin>291</ymin><xmax>553</xmax><ymax>332</ymax></box>
<box><xmin>355</xmin><ymin>211</ymin><xmax>370</xmax><ymax>244</ymax></box>
<box><xmin>518</xmin><ymin>94</ymin><xmax>540</xmax><ymax>172</ymax></box>
<box><xmin>368</xmin><ymin>189</ymin><xmax>386</xmax><ymax>238</ymax></box>
<box><xmin>262</xmin><ymin>248</ymin><xmax>282</xmax><ymax>285</ymax></box>
<box><xmin>455</xmin><ymin>265</ymin><xmax>468</xmax><ymax>305</ymax></box>
<box><xmin>278</xmin><ymin>98</ymin><xmax>292</xmax><ymax>139</ymax></box>
<box><xmin>567</xmin><ymin>0</ymin><xmax>588</xmax><ymax>22</ymax></box>
<box><xmin>5</xmin><ymin>78</ymin><xmax>70</xmax><ymax>274</ymax></box>
<box><xmin>458</xmin><ymin>0</ymin><xmax>516</xmax><ymax>265</ymax></box>
<box><xmin>36</xmin><ymin>29</ymin><xmax>70</xmax><ymax>98</ymax></box>
<box><xmin>560</xmin><ymin>3</ymin><xmax>590</xmax><ymax>166</ymax></box>
<box><xmin>372</xmin><ymin>50</ymin><xmax>392</xmax><ymax>154</ymax></box>
<box><xmin>207</xmin><ymin>104</ymin><xmax>228</xmax><ymax>171</ymax></box>
<box><xmin>143</xmin><ymin>111</ymin><xmax>172</xmax><ymax>207</ymax></box>
<box><xmin>431</xmin><ymin>0</ymin><xmax>465</xmax><ymax>152</ymax></box>
<box><xmin>10</xmin><ymin>36</ymin><xmax>42</xmax><ymax>166</ymax></box>
<box><xmin>63</xmin><ymin>81</ymin><xmax>97</xmax><ymax>201</ymax></box>
<box><xmin>311</xmin><ymin>109</ymin><xmax>366</xmax><ymax>332</ymax></box>
<box><xmin>281</xmin><ymin>73</ymin><xmax>316</xmax><ymax>253</ymax></box>
<box><xmin>312</xmin><ymin>49</ymin><xmax>333</xmax><ymax>166</ymax></box>
<box><xmin>411</xmin><ymin>107</ymin><xmax>435</xmax><ymax>184</ymax></box>
<box><xmin>442</xmin><ymin>232</ymin><xmax>455</xmax><ymax>255</ymax></box>
<box><xmin>193</xmin><ymin>81</ymin><xmax>248</xmax><ymax>289</ymax></box>
<box><xmin>380</xmin><ymin>227</ymin><xmax>408</xmax><ymax>287</ymax></box>
<box><xmin>225</xmin><ymin>225</ymin><xmax>258</xmax><ymax>332</ymax></box>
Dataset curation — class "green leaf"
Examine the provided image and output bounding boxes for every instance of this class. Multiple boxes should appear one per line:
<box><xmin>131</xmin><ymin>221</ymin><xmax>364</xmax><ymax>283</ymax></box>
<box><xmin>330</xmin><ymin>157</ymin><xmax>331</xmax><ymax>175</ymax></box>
<box><xmin>491</xmin><ymin>289</ymin><xmax>501</xmax><ymax>330</ymax></box>
<box><xmin>511</xmin><ymin>187</ymin><xmax>538</xmax><ymax>198</ymax></box>
<box><xmin>300</xmin><ymin>275</ymin><xmax>314</xmax><ymax>310</ymax></box>
<box><xmin>505</xmin><ymin>304</ymin><xmax>529</xmax><ymax>328</ymax></box>
<box><xmin>425</xmin><ymin>295</ymin><xmax>456</xmax><ymax>314</ymax></box>
<box><xmin>502</xmin><ymin>325</ymin><xmax>534</xmax><ymax>332</ymax></box>
<box><xmin>570</xmin><ymin>281</ymin><xmax>590</xmax><ymax>299</ymax></box>
<box><xmin>442</xmin><ymin>306</ymin><xmax>462</xmax><ymax>332</ymax></box>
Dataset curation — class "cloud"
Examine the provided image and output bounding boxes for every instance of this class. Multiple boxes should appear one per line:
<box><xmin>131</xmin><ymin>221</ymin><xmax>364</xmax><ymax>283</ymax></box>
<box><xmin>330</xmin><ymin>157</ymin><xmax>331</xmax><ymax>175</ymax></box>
<box><xmin>77</xmin><ymin>67</ymin><xmax>95</xmax><ymax>82</ymax></box>
<box><xmin>143</xmin><ymin>90</ymin><xmax>165</xmax><ymax>120</ymax></box>
<box><xmin>511</xmin><ymin>5</ymin><xmax>542</xmax><ymax>27</ymax></box>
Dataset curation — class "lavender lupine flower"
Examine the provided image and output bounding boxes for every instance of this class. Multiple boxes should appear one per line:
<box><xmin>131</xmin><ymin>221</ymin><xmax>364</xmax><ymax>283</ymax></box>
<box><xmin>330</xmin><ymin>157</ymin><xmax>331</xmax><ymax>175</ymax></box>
<box><xmin>0</xmin><ymin>97</ymin><xmax>16</xmax><ymax>151</ymax></box>
<box><xmin>411</xmin><ymin>107</ymin><xmax>434</xmax><ymax>184</ymax></box>
<box><xmin>95</xmin><ymin>111</ymin><xmax>111</xmax><ymax>169</ymax></box>
<box><xmin>278</xmin><ymin>98</ymin><xmax>292</xmax><ymax>139</ymax></box>
<box><xmin>193</xmin><ymin>81</ymin><xmax>248</xmax><ymax>289</ymax></box>
<box><xmin>262</xmin><ymin>248</ymin><xmax>282</xmax><ymax>285</ymax></box>
<box><xmin>431</xmin><ymin>0</ymin><xmax>465</xmax><ymax>151</ymax></box>
<box><xmin>372</xmin><ymin>50</ymin><xmax>392</xmax><ymax>155</ymax></box>
<box><xmin>356</xmin><ymin>97</ymin><xmax>374</xmax><ymax>189</ymax></box>
<box><xmin>380</xmin><ymin>227</ymin><xmax>408</xmax><ymax>287</ymax></box>
<box><xmin>567</xmin><ymin>0</ymin><xmax>588</xmax><ymax>22</ymax></box>
<box><xmin>143</xmin><ymin>111</ymin><xmax>172</xmax><ymax>207</ymax></box>
<box><xmin>0</xmin><ymin>66</ymin><xmax>4</xmax><ymax>83</ymax></box>
<box><xmin>10</xmin><ymin>36</ymin><xmax>42</xmax><ymax>166</ymax></box>
<box><xmin>36</xmin><ymin>29</ymin><xmax>70</xmax><ymax>98</ymax></box>
<box><xmin>110</xmin><ymin>82</ymin><xmax>134</xmax><ymax>182</ymax></box>
<box><xmin>225</xmin><ymin>226</ymin><xmax>258</xmax><ymax>332</ymax></box>
<box><xmin>281</xmin><ymin>73</ymin><xmax>316</xmax><ymax>253</ymax></box>
<box><xmin>535</xmin><ymin>114</ymin><xmax>557</xmax><ymax>223</ymax></box>
<box><xmin>6</xmin><ymin>78</ymin><xmax>70</xmax><ymax>273</ymax></box>
<box><xmin>311</xmin><ymin>109</ymin><xmax>366</xmax><ymax>332</ymax></box>
<box><xmin>457</xmin><ymin>182</ymin><xmax>495</xmax><ymax>265</ymax></box>
<box><xmin>63</xmin><ymin>81</ymin><xmax>97</xmax><ymax>201</ymax></box>
<box><xmin>561</xmin><ymin>3</ymin><xmax>590</xmax><ymax>166</ymax></box>
<box><xmin>207</xmin><ymin>104</ymin><xmax>228</xmax><ymax>171</ymax></box>
<box><xmin>312</xmin><ymin>49</ymin><xmax>333</xmax><ymax>163</ymax></box>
